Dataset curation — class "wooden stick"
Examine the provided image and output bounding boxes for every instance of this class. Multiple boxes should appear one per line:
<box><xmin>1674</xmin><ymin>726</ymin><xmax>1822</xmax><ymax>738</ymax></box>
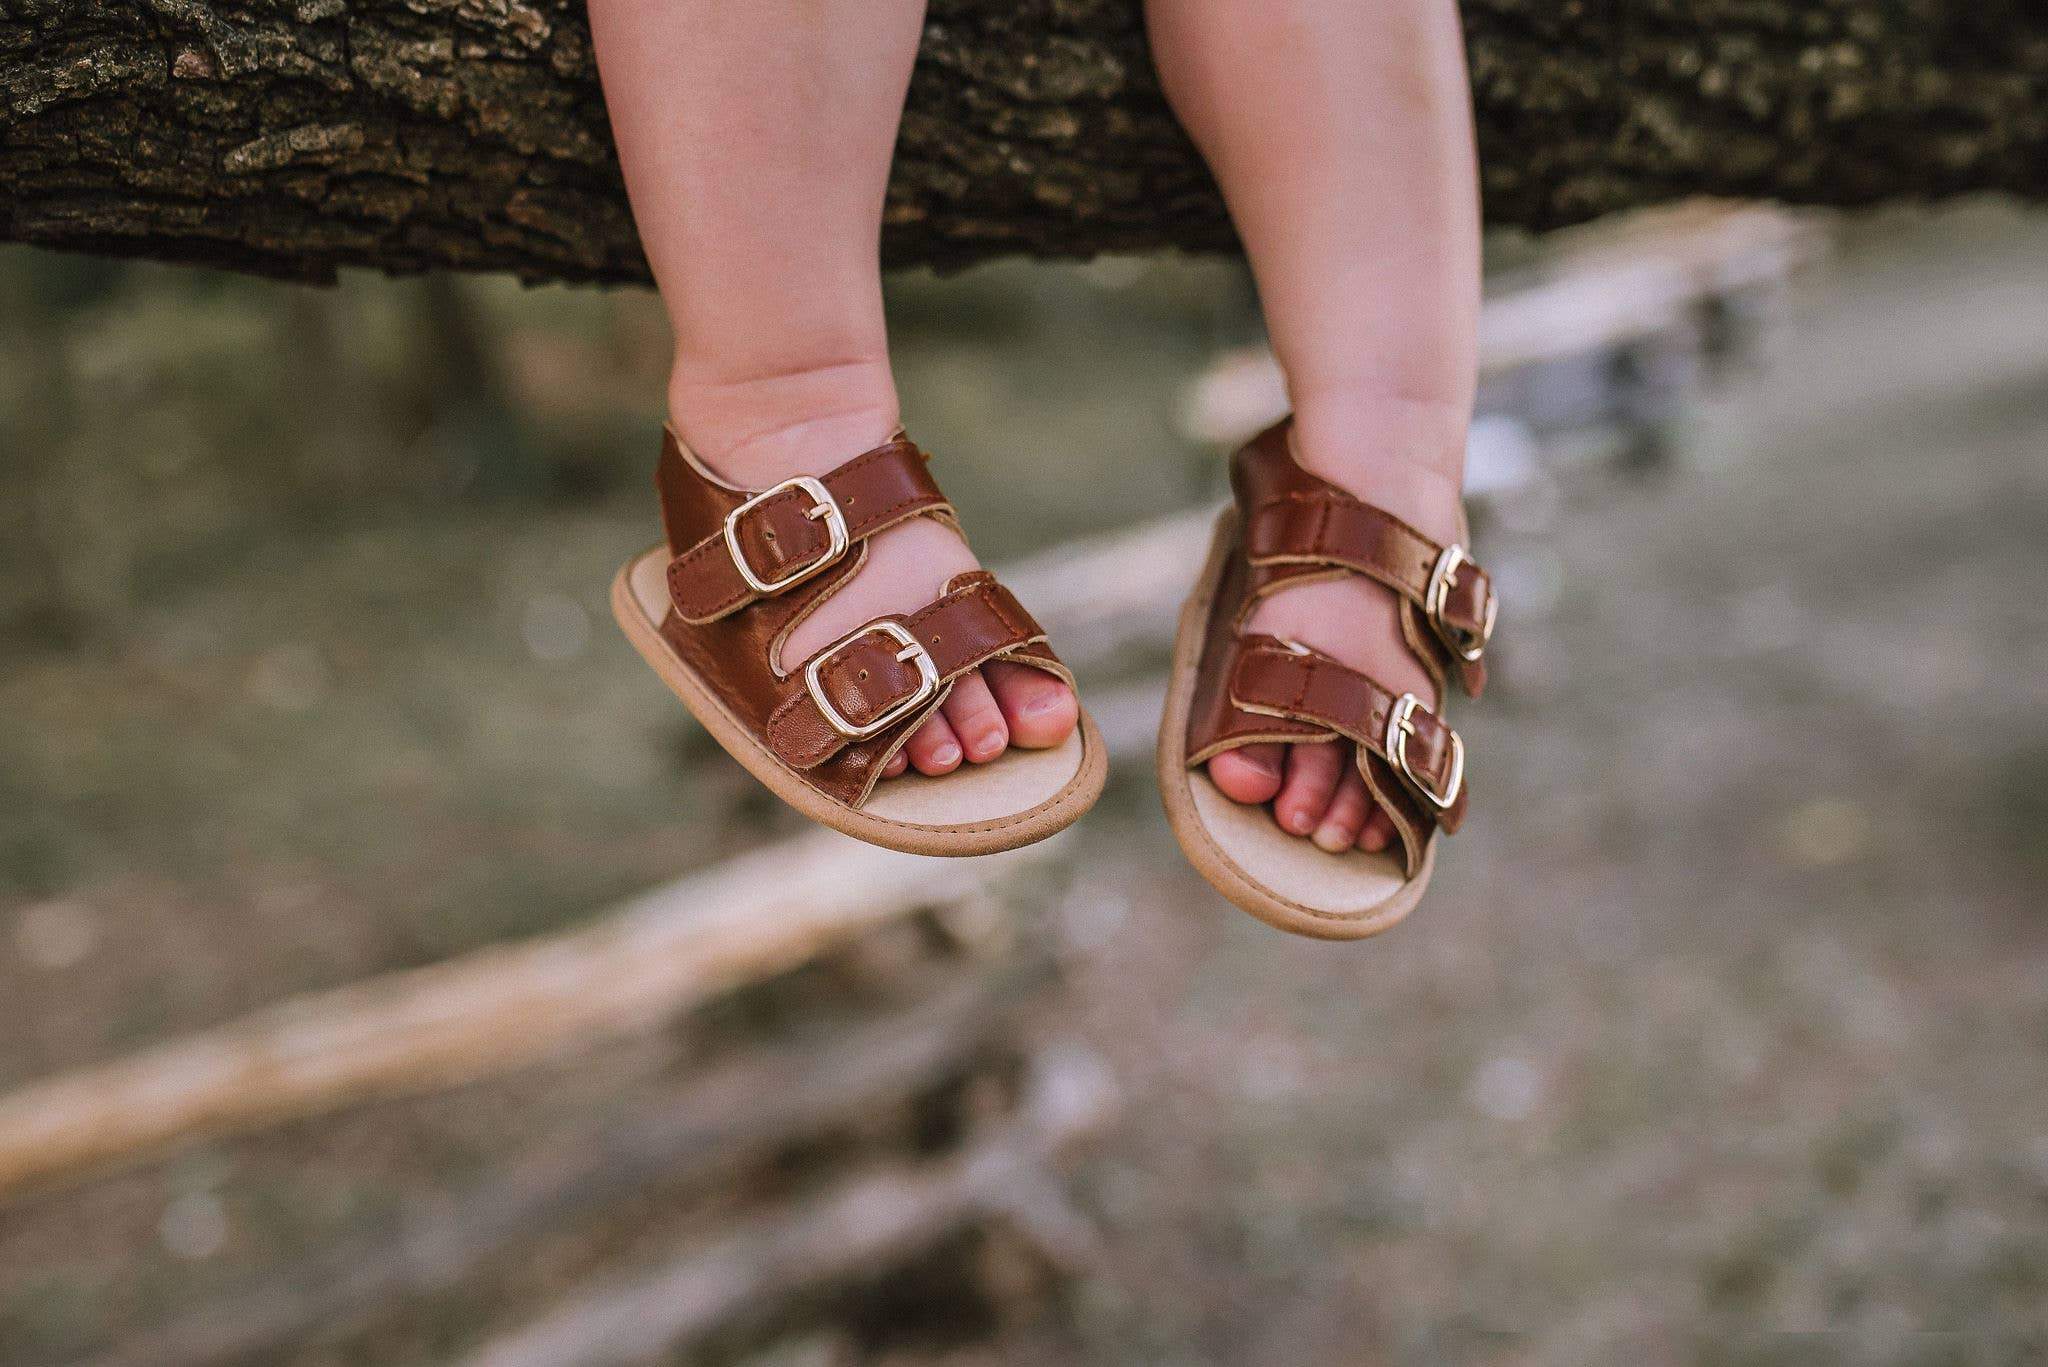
<box><xmin>0</xmin><ymin>833</ymin><xmax>1057</xmax><ymax>1198</ymax></box>
<box><xmin>0</xmin><ymin>512</ymin><xmax>1188</xmax><ymax>1200</ymax></box>
<box><xmin>1178</xmin><ymin>200</ymin><xmax>1827</xmax><ymax>443</ymax></box>
<box><xmin>76</xmin><ymin>968</ymin><xmax>1048</xmax><ymax>1367</ymax></box>
<box><xmin>455</xmin><ymin>1043</ymin><xmax>1117</xmax><ymax>1367</ymax></box>
<box><xmin>1002</xmin><ymin>507</ymin><xmax>1213</xmax><ymax>663</ymax></box>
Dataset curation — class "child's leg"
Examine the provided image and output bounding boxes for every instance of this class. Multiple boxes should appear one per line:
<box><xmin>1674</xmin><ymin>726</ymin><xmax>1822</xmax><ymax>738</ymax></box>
<box><xmin>1144</xmin><ymin>0</ymin><xmax>1481</xmax><ymax>850</ymax></box>
<box><xmin>589</xmin><ymin>0</ymin><xmax>1076</xmax><ymax>777</ymax></box>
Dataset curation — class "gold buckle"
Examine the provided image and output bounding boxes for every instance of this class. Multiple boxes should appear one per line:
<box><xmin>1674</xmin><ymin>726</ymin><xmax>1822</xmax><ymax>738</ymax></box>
<box><xmin>723</xmin><ymin>475</ymin><xmax>850</xmax><ymax>595</ymax></box>
<box><xmin>804</xmin><ymin>621</ymin><xmax>940</xmax><ymax>740</ymax></box>
<box><xmin>1385</xmin><ymin>692</ymin><xmax>1463</xmax><ymax>811</ymax></box>
<box><xmin>1425</xmin><ymin>544</ymin><xmax>1496</xmax><ymax>664</ymax></box>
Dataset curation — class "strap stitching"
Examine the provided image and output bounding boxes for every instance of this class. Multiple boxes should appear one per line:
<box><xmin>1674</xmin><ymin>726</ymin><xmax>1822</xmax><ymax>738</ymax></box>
<box><xmin>764</xmin><ymin>689</ymin><xmax>817</xmax><ymax>756</ymax></box>
<box><xmin>766</xmin><ymin>580</ymin><xmax>1043</xmax><ymax>764</ymax></box>
<box><xmin>1226</xmin><ymin>645</ymin><xmax>1338</xmax><ymax>746</ymax></box>
<box><xmin>1239</xmin><ymin>643</ymin><xmax>1404</xmax><ymax>758</ymax></box>
<box><xmin>1243</xmin><ymin>493</ymin><xmax>1495</xmax><ymax>660</ymax></box>
<box><xmin>1249</xmin><ymin>490</ymin><xmax>1441</xmax><ymax>573</ymax></box>
<box><xmin>670</xmin><ymin>448</ymin><xmax>944</xmax><ymax>616</ymax></box>
<box><xmin>671</xmin><ymin>486</ymin><xmax>805</xmax><ymax>575</ymax></box>
<box><xmin>848</xmin><ymin>485</ymin><xmax>946</xmax><ymax>527</ymax></box>
<box><xmin>1238</xmin><ymin>645</ymin><xmax>1456</xmax><ymax>820</ymax></box>
<box><xmin>1290</xmin><ymin>653</ymin><xmax>1314</xmax><ymax>713</ymax></box>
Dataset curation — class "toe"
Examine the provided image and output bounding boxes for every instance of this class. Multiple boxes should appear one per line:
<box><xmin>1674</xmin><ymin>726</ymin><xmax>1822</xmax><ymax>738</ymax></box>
<box><xmin>1358</xmin><ymin>805</ymin><xmax>1396</xmax><ymax>853</ymax></box>
<box><xmin>1208</xmin><ymin>743</ymin><xmax>1285</xmax><ymax>805</ymax></box>
<box><xmin>983</xmin><ymin>660</ymin><xmax>1077</xmax><ymax>749</ymax></box>
<box><xmin>1313</xmin><ymin>765</ymin><xmax>1371</xmax><ymax>853</ymax></box>
<box><xmin>882</xmin><ymin>751</ymin><xmax>909</xmax><ymax>779</ymax></box>
<box><xmin>940</xmin><ymin>670</ymin><xmax>1009</xmax><ymax>763</ymax></box>
<box><xmin>1274</xmin><ymin>742</ymin><xmax>1344</xmax><ymax>837</ymax></box>
<box><xmin>903</xmin><ymin>711</ymin><xmax>964</xmax><ymax>775</ymax></box>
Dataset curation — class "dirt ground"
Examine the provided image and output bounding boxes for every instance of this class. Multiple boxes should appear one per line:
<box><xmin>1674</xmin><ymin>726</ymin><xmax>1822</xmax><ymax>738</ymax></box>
<box><xmin>2</xmin><ymin>200</ymin><xmax>2045</xmax><ymax>1365</ymax></box>
<box><xmin>1033</xmin><ymin>202</ymin><xmax>2048</xmax><ymax>1365</ymax></box>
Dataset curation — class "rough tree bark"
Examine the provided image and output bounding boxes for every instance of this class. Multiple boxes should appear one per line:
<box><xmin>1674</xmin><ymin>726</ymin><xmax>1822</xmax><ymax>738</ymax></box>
<box><xmin>1</xmin><ymin>0</ymin><xmax>2043</xmax><ymax>285</ymax></box>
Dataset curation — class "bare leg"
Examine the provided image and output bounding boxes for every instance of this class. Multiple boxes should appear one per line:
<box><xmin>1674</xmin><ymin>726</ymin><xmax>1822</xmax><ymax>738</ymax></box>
<box><xmin>589</xmin><ymin>0</ymin><xmax>1076</xmax><ymax>777</ymax></box>
<box><xmin>1145</xmin><ymin>0</ymin><xmax>1481</xmax><ymax>849</ymax></box>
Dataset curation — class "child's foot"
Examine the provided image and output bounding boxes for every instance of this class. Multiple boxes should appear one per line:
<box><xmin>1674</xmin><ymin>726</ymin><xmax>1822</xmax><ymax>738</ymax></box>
<box><xmin>672</xmin><ymin>370</ymin><xmax>1078</xmax><ymax>781</ymax></box>
<box><xmin>1205</xmin><ymin>397</ymin><xmax>1468</xmax><ymax>852</ymax></box>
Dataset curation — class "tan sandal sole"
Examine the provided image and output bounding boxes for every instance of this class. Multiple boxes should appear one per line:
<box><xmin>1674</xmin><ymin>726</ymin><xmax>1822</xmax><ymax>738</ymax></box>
<box><xmin>614</xmin><ymin>547</ymin><xmax>1108</xmax><ymax>857</ymax></box>
<box><xmin>1156</xmin><ymin>510</ymin><xmax>1433</xmax><ymax>940</ymax></box>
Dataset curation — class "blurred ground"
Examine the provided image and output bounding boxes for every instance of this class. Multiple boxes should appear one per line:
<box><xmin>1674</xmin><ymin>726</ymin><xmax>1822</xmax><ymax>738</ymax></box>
<box><xmin>1</xmin><ymin>199</ymin><xmax>2045</xmax><ymax>1365</ymax></box>
<box><xmin>1039</xmin><ymin>202</ymin><xmax>2048</xmax><ymax>1364</ymax></box>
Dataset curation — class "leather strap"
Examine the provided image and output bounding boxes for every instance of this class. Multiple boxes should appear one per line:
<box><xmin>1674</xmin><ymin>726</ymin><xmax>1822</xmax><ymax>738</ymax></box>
<box><xmin>765</xmin><ymin>573</ymin><xmax>1050</xmax><ymax>770</ymax></box>
<box><xmin>1244</xmin><ymin>490</ymin><xmax>1496</xmax><ymax>646</ymax></box>
<box><xmin>1181</xmin><ymin>418</ymin><xmax>1489</xmax><ymax>877</ymax></box>
<box><xmin>649</xmin><ymin>430</ymin><xmax>1072</xmax><ymax>812</ymax></box>
<box><xmin>1227</xmin><ymin>635</ymin><xmax>1467</xmax><ymax>833</ymax></box>
<box><xmin>666</xmin><ymin>439</ymin><xmax>950</xmax><ymax>624</ymax></box>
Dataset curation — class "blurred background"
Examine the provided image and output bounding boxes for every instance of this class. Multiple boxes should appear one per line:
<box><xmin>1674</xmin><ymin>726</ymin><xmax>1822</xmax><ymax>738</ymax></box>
<box><xmin>1</xmin><ymin>197</ymin><xmax>2045</xmax><ymax>1365</ymax></box>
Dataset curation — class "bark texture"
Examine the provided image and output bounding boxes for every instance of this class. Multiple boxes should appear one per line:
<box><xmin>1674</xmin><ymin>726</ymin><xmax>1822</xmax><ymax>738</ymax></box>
<box><xmin>2</xmin><ymin>0</ymin><xmax>2044</xmax><ymax>285</ymax></box>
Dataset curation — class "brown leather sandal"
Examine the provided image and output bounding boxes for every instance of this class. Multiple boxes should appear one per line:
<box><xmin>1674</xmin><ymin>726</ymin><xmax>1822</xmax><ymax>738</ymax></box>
<box><xmin>612</xmin><ymin>428</ymin><xmax>1108</xmax><ymax>856</ymax></box>
<box><xmin>1156</xmin><ymin>418</ymin><xmax>1498</xmax><ymax>939</ymax></box>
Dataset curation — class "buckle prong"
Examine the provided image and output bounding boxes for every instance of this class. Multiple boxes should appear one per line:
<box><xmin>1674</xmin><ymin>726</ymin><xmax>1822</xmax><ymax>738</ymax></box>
<box><xmin>1385</xmin><ymin>692</ymin><xmax>1464</xmax><ymax>811</ymax></box>
<box><xmin>724</xmin><ymin>475</ymin><xmax>850</xmax><ymax>595</ymax></box>
<box><xmin>805</xmin><ymin>621</ymin><xmax>940</xmax><ymax>740</ymax></box>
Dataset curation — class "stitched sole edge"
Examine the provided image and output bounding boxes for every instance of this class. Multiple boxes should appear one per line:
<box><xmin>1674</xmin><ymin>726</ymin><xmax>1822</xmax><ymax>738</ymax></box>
<box><xmin>612</xmin><ymin>548</ymin><xmax>1108</xmax><ymax>857</ymax></box>
<box><xmin>1155</xmin><ymin>510</ymin><xmax>1431</xmax><ymax>941</ymax></box>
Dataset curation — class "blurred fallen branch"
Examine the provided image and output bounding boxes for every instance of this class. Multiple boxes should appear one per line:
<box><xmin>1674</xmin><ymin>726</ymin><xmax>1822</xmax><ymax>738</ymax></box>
<box><xmin>0</xmin><ymin>833</ymin><xmax>1058</xmax><ymax>1198</ymax></box>
<box><xmin>0</xmin><ymin>507</ymin><xmax>1195</xmax><ymax>1199</ymax></box>
<box><xmin>1178</xmin><ymin>200</ymin><xmax>1829</xmax><ymax>450</ymax></box>
<box><xmin>455</xmin><ymin>1042</ymin><xmax>1119</xmax><ymax>1367</ymax></box>
<box><xmin>1002</xmin><ymin>507</ymin><xmax>1213</xmax><ymax>666</ymax></box>
<box><xmin>77</xmin><ymin>968</ymin><xmax>1048</xmax><ymax>1367</ymax></box>
<box><xmin>1477</xmin><ymin>200</ymin><xmax>1825</xmax><ymax>374</ymax></box>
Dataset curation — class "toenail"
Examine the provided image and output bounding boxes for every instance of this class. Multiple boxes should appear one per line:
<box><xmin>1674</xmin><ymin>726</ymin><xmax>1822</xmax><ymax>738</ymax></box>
<box><xmin>1313</xmin><ymin>825</ymin><xmax>1351</xmax><ymax>853</ymax></box>
<box><xmin>1285</xmin><ymin>809</ymin><xmax>1314</xmax><ymax>834</ymax></box>
<box><xmin>931</xmin><ymin>743</ymin><xmax>960</xmax><ymax>766</ymax></box>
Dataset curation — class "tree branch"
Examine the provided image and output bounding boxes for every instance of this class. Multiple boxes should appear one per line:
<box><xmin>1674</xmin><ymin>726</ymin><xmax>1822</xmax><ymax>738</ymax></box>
<box><xmin>2</xmin><ymin>2</ymin><xmax>2042</xmax><ymax>284</ymax></box>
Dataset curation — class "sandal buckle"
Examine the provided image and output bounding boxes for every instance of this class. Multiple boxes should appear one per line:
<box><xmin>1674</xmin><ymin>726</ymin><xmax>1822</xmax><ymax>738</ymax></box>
<box><xmin>1425</xmin><ymin>544</ymin><xmax>1497</xmax><ymax>664</ymax></box>
<box><xmin>724</xmin><ymin>475</ymin><xmax>851</xmax><ymax>595</ymax></box>
<box><xmin>1385</xmin><ymin>692</ymin><xmax>1464</xmax><ymax>811</ymax></box>
<box><xmin>805</xmin><ymin>621</ymin><xmax>940</xmax><ymax>740</ymax></box>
